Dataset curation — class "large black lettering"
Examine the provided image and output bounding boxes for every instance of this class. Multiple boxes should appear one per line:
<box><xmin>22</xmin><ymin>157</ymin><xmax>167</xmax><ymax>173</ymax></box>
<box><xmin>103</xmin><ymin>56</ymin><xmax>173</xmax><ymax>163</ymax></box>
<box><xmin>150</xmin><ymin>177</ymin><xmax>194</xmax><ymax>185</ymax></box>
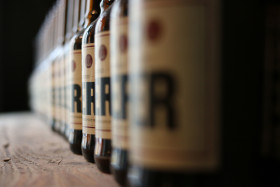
<box><xmin>58</xmin><ymin>86</ymin><xmax>62</xmax><ymax>107</ymax></box>
<box><xmin>64</xmin><ymin>85</ymin><xmax>67</xmax><ymax>109</ymax></box>
<box><xmin>52</xmin><ymin>87</ymin><xmax>56</xmax><ymax>105</ymax></box>
<box><xmin>83</xmin><ymin>82</ymin><xmax>95</xmax><ymax>115</ymax></box>
<box><xmin>72</xmin><ymin>84</ymin><xmax>82</xmax><ymax>113</ymax></box>
<box><xmin>96</xmin><ymin>77</ymin><xmax>111</xmax><ymax>116</ymax></box>
<box><xmin>112</xmin><ymin>75</ymin><xmax>128</xmax><ymax>119</ymax></box>
<box><xmin>149</xmin><ymin>73</ymin><xmax>175</xmax><ymax>129</ymax></box>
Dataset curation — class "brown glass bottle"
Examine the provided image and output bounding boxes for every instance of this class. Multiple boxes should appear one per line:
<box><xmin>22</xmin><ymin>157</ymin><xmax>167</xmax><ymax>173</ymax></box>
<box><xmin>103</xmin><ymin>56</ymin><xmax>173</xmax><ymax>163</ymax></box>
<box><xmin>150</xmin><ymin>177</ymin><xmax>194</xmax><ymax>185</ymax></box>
<box><xmin>110</xmin><ymin>0</ymin><xmax>129</xmax><ymax>185</ymax></box>
<box><xmin>58</xmin><ymin>0</ymin><xmax>69</xmax><ymax>137</ymax></box>
<box><xmin>64</xmin><ymin>0</ymin><xmax>75</xmax><ymax>139</ymax></box>
<box><xmin>94</xmin><ymin>0</ymin><xmax>115</xmax><ymax>174</ymax></box>
<box><xmin>128</xmin><ymin>0</ymin><xmax>220</xmax><ymax>186</ymax></box>
<box><xmin>81</xmin><ymin>0</ymin><xmax>101</xmax><ymax>163</ymax></box>
<box><xmin>48</xmin><ymin>10</ymin><xmax>56</xmax><ymax>132</ymax></box>
<box><xmin>55</xmin><ymin>1</ymin><xmax>67</xmax><ymax>135</ymax></box>
<box><xmin>50</xmin><ymin>6</ymin><xmax>62</xmax><ymax>133</ymax></box>
<box><xmin>56</xmin><ymin>0</ymin><xmax>68</xmax><ymax>137</ymax></box>
<box><xmin>68</xmin><ymin>0</ymin><xmax>83</xmax><ymax>155</ymax></box>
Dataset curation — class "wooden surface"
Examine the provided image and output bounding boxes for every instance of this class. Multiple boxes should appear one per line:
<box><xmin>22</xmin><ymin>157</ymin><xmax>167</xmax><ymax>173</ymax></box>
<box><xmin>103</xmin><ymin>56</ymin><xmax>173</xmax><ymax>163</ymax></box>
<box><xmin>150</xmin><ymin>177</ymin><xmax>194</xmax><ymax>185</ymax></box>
<box><xmin>0</xmin><ymin>112</ymin><xmax>119</xmax><ymax>187</ymax></box>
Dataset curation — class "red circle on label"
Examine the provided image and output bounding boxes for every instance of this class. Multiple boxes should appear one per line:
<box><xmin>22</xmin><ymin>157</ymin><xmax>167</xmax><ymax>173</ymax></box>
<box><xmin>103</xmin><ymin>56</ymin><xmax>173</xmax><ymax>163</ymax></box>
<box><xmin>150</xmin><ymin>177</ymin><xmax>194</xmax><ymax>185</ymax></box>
<box><xmin>119</xmin><ymin>34</ymin><xmax>128</xmax><ymax>53</ymax></box>
<box><xmin>99</xmin><ymin>45</ymin><xmax>107</xmax><ymax>61</ymax></box>
<box><xmin>72</xmin><ymin>60</ymin><xmax>76</xmax><ymax>72</ymax></box>
<box><xmin>86</xmin><ymin>54</ymin><xmax>93</xmax><ymax>68</ymax></box>
<box><xmin>147</xmin><ymin>20</ymin><xmax>162</xmax><ymax>41</ymax></box>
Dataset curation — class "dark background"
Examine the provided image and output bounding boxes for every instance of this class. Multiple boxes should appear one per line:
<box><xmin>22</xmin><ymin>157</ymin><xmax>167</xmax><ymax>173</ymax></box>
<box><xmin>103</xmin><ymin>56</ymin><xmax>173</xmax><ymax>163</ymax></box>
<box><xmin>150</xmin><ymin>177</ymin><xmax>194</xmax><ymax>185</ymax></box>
<box><xmin>0</xmin><ymin>0</ymin><xmax>55</xmax><ymax>112</ymax></box>
<box><xmin>0</xmin><ymin>0</ymin><xmax>270</xmax><ymax>115</ymax></box>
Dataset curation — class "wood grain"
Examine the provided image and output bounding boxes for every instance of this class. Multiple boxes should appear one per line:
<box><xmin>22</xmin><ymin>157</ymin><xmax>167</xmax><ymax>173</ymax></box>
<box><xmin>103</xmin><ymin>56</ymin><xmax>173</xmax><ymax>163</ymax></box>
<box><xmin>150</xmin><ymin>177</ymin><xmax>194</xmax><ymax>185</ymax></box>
<box><xmin>0</xmin><ymin>112</ymin><xmax>119</xmax><ymax>187</ymax></box>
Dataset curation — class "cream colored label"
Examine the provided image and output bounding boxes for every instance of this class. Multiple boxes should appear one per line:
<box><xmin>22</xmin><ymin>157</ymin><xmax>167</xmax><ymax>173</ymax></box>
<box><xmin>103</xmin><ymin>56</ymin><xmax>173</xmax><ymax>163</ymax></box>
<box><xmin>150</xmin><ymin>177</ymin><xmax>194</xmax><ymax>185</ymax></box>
<box><xmin>51</xmin><ymin>61</ymin><xmax>57</xmax><ymax>118</ymax></box>
<box><xmin>82</xmin><ymin>43</ymin><xmax>96</xmax><ymax>135</ymax></box>
<box><xmin>60</xmin><ymin>56</ymin><xmax>66</xmax><ymax>125</ymax></box>
<box><xmin>129</xmin><ymin>0</ymin><xmax>220</xmax><ymax>171</ymax></box>
<box><xmin>111</xmin><ymin>18</ymin><xmax>129</xmax><ymax>149</ymax></box>
<box><xmin>54</xmin><ymin>58</ymin><xmax>61</xmax><ymax>130</ymax></box>
<box><xmin>95</xmin><ymin>31</ymin><xmax>111</xmax><ymax>139</ymax></box>
<box><xmin>65</xmin><ymin>45</ymin><xmax>71</xmax><ymax>127</ymax></box>
<box><xmin>69</xmin><ymin>49</ymin><xmax>82</xmax><ymax>130</ymax></box>
<box><xmin>46</xmin><ymin>62</ymin><xmax>52</xmax><ymax>124</ymax></box>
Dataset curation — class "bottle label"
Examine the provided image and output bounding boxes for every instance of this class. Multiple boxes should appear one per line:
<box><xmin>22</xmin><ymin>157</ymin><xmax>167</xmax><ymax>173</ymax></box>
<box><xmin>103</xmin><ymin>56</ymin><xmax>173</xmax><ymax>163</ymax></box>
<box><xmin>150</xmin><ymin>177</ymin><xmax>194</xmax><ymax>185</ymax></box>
<box><xmin>129</xmin><ymin>0</ymin><xmax>220</xmax><ymax>171</ymax></box>
<box><xmin>60</xmin><ymin>56</ymin><xmax>65</xmax><ymax>125</ymax></box>
<box><xmin>65</xmin><ymin>45</ymin><xmax>71</xmax><ymax>127</ymax></box>
<box><xmin>69</xmin><ymin>49</ymin><xmax>82</xmax><ymax>130</ymax></box>
<box><xmin>95</xmin><ymin>31</ymin><xmax>112</xmax><ymax>139</ymax></box>
<box><xmin>111</xmin><ymin>17</ymin><xmax>129</xmax><ymax>149</ymax></box>
<box><xmin>82</xmin><ymin>43</ymin><xmax>96</xmax><ymax>135</ymax></box>
<box><xmin>52</xmin><ymin>61</ymin><xmax>57</xmax><ymax>118</ymax></box>
<box><xmin>46</xmin><ymin>62</ymin><xmax>52</xmax><ymax>124</ymax></box>
<box><xmin>55</xmin><ymin>58</ymin><xmax>61</xmax><ymax>130</ymax></box>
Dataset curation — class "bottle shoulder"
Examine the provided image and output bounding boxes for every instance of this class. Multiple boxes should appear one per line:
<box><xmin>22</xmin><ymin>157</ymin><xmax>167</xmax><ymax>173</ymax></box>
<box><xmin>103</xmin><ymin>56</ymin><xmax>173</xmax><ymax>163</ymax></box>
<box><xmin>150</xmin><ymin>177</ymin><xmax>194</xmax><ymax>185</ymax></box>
<box><xmin>82</xmin><ymin>19</ymin><xmax>98</xmax><ymax>44</ymax></box>
<box><xmin>95</xmin><ymin>5</ymin><xmax>114</xmax><ymax>34</ymax></box>
<box><xmin>111</xmin><ymin>0</ymin><xmax>128</xmax><ymax>19</ymax></box>
<box><xmin>70</xmin><ymin>29</ymin><xmax>86</xmax><ymax>50</ymax></box>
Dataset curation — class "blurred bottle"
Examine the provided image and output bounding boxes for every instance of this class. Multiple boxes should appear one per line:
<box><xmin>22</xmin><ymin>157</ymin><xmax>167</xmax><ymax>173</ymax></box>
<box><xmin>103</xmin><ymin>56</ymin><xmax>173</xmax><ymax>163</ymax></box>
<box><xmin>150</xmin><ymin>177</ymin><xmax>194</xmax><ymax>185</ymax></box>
<box><xmin>128</xmin><ymin>0</ymin><xmax>220</xmax><ymax>186</ymax></box>
<box><xmin>81</xmin><ymin>0</ymin><xmax>101</xmax><ymax>163</ymax></box>
<box><xmin>55</xmin><ymin>0</ymin><xmax>65</xmax><ymax>135</ymax></box>
<box><xmin>94</xmin><ymin>0</ymin><xmax>115</xmax><ymax>173</ymax></box>
<box><xmin>68</xmin><ymin>0</ymin><xmax>83</xmax><ymax>155</ymax></box>
<box><xmin>110</xmin><ymin>0</ymin><xmax>129</xmax><ymax>185</ymax></box>
<box><xmin>58</xmin><ymin>0</ymin><xmax>69</xmax><ymax>136</ymax></box>
<box><xmin>64</xmin><ymin>0</ymin><xmax>75</xmax><ymax>139</ymax></box>
<box><xmin>49</xmin><ymin>5</ymin><xmax>62</xmax><ymax>133</ymax></box>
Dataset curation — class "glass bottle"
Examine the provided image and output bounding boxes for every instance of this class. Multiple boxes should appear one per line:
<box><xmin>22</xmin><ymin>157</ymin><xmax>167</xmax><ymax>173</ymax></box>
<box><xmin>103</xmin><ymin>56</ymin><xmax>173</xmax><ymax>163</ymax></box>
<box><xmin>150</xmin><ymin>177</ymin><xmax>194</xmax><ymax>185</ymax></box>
<box><xmin>58</xmin><ymin>0</ymin><xmax>68</xmax><ymax>136</ymax></box>
<box><xmin>54</xmin><ymin>2</ymin><xmax>64</xmax><ymax>134</ymax></box>
<box><xmin>68</xmin><ymin>0</ymin><xmax>83</xmax><ymax>154</ymax></box>
<box><xmin>64</xmin><ymin>0</ymin><xmax>75</xmax><ymax>139</ymax></box>
<box><xmin>50</xmin><ymin>6</ymin><xmax>62</xmax><ymax>133</ymax></box>
<box><xmin>55</xmin><ymin>0</ymin><xmax>66</xmax><ymax>136</ymax></box>
<box><xmin>81</xmin><ymin>0</ymin><xmax>101</xmax><ymax>163</ymax></box>
<box><xmin>94</xmin><ymin>0</ymin><xmax>115</xmax><ymax>173</ymax></box>
<box><xmin>110</xmin><ymin>0</ymin><xmax>129</xmax><ymax>185</ymax></box>
<box><xmin>128</xmin><ymin>0</ymin><xmax>221</xmax><ymax>186</ymax></box>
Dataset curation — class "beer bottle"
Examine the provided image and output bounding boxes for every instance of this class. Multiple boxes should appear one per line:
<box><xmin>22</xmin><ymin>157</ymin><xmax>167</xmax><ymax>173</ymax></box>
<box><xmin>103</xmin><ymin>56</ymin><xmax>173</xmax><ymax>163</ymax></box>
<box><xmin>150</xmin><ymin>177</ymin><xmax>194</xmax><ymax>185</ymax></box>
<box><xmin>94</xmin><ymin>0</ymin><xmax>115</xmax><ymax>173</ymax></box>
<box><xmin>128</xmin><ymin>0</ymin><xmax>220</xmax><ymax>186</ymax></box>
<box><xmin>64</xmin><ymin>0</ymin><xmax>75</xmax><ymax>139</ymax></box>
<box><xmin>81</xmin><ymin>0</ymin><xmax>101</xmax><ymax>163</ymax></box>
<box><xmin>110</xmin><ymin>0</ymin><xmax>129</xmax><ymax>184</ymax></box>
<box><xmin>49</xmin><ymin>11</ymin><xmax>57</xmax><ymax>131</ymax></box>
<box><xmin>55</xmin><ymin>1</ymin><xmax>65</xmax><ymax>135</ymax></box>
<box><xmin>58</xmin><ymin>0</ymin><xmax>69</xmax><ymax>136</ymax></box>
<box><xmin>49</xmin><ymin>6</ymin><xmax>62</xmax><ymax>133</ymax></box>
<box><xmin>68</xmin><ymin>0</ymin><xmax>83</xmax><ymax>154</ymax></box>
<box><xmin>54</xmin><ymin>1</ymin><xmax>65</xmax><ymax>134</ymax></box>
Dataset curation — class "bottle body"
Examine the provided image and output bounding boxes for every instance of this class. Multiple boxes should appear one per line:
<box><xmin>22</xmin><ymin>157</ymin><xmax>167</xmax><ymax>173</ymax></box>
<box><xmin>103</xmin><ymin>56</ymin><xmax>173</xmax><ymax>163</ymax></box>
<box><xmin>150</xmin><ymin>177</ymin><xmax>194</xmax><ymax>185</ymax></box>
<box><xmin>64</xmin><ymin>42</ymin><xmax>71</xmax><ymax>139</ymax></box>
<box><xmin>94</xmin><ymin>2</ymin><xmax>114</xmax><ymax>173</ymax></box>
<box><xmin>81</xmin><ymin>23</ymin><xmax>97</xmax><ymax>162</ymax></box>
<box><xmin>110</xmin><ymin>0</ymin><xmax>129</xmax><ymax>185</ymax></box>
<box><xmin>68</xmin><ymin>31</ymin><xmax>84</xmax><ymax>155</ymax></box>
<box><xmin>59</xmin><ymin>52</ymin><xmax>67</xmax><ymax>136</ymax></box>
<box><xmin>81</xmin><ymin>0</ymin><xmax>101</xmax><ymax>163</ymax></box>
<box><xmin>51</xmin><ymin>57</ymin><xmax>57</xmax><ymax>132</ymax></box>
<box><xmin>128</xmin><ymin>0</ymin><xmax>221</xmax><ymax>186</ymax></box>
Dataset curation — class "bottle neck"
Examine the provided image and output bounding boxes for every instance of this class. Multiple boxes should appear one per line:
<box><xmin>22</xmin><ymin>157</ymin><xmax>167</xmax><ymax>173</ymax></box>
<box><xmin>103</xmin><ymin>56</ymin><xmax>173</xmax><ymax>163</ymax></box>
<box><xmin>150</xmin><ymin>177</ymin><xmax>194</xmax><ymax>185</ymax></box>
<box><xmin>78</xmin><ymin>0</ymin><xmax>87</xmax><ymax>30</ymax></box>
<box><xmin>66</xmin><ymin>0</ymin><xmax>74</xmax><ymax>42</ymax></box>
<box><xmin>62</xmin><ymin>0</ymin><xmax>68</xmax><ymax>45</ymax></box>
<box><xmin>73</xmin><ymin>0</ymin><xmax>81</xmax><ymax>33</ymax></box>
<box><xmin>83</xmin><ymin>0</ymin><xmax>101</xmax><ymax>28</ymax></box>
<box><xmin>100</xmin><ymin>0</ymin><xmax>114</xmax><ymax>15</ymax></box>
